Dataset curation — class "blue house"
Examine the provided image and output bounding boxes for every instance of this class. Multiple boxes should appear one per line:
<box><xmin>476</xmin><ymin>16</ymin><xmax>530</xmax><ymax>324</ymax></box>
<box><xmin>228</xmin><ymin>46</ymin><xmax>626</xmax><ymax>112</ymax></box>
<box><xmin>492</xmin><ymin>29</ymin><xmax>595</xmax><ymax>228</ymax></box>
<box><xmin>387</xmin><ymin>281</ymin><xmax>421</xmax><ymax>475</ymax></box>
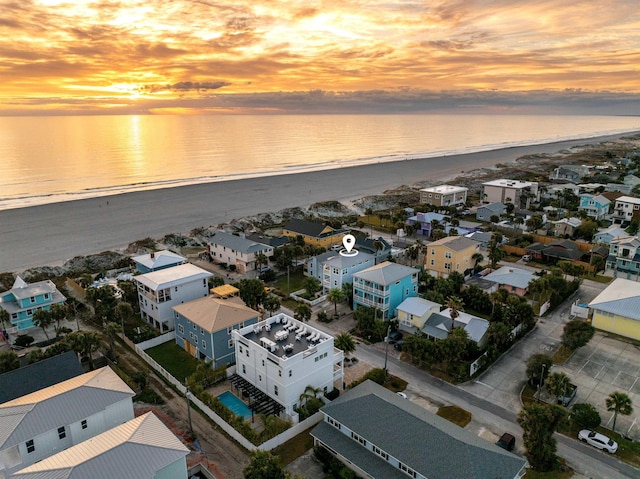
<box><xmin>131</xmin><ymin>249</ymin><xmax>187</xmax><ymax>274</ymax></box>
<box><xmin>173</xmin><ymin>296</ymin><xmax>260</xmax><ymax>367</ymax></box>
<box><xmin>593</xmin><ymin>225</ymin><xmax>631</xmax><ymax>245</ymax></box>
<box><xmin>578</xmin><ymin>194</ymin><xmax>611</xmax><ymax>221</ymax></box>
<box><xmin>352</xmin><ymin>262</ymin><xmax>419</xmax><ymax>319</ymax></box>
<box><xmin>0</xmin><ymin>277</ymin><xmax>66</xmax><ymax>332</ymax></box>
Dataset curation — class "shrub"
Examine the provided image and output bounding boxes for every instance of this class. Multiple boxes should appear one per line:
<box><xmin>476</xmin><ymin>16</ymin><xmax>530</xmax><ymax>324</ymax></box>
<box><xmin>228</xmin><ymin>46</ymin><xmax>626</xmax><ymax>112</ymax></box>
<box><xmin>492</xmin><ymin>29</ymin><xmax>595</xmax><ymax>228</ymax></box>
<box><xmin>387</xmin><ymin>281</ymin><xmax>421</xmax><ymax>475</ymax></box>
<box><xmin>14</xmin><ymin>334</ymin><xmax>35</xmax><ymax>348</ymax></box>
<box><xmin>325</xmin><ymin>388</ymin><xmax>340</xmax><ymax>401</ymax></box>
<box><xmin>571</xmin><ymin>403</ymin><xmax>601</xmax><ymax>429</ymax></box>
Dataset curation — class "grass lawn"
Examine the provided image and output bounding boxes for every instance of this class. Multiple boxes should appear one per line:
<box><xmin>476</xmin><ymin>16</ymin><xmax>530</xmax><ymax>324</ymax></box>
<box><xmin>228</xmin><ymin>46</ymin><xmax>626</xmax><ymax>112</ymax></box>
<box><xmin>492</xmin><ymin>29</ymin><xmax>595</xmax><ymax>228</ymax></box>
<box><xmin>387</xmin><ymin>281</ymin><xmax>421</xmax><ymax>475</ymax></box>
<box><xmin>145</xmin><ymin>341</ymin><xmax>200</xmax><ymax>381</ymax></box>
<box><xmin>551</xmin><ymin>345</ymin><xmax>574</xmax><ymax>364</ymax></box>
<box><xmin>272</xmin><ymin>428</ymin><xmax>315</xmax><ymax>465</ymax></box>
<box><xmin>273</xmin><ymin>268</ymin><xmax>306</xmax><ymax>295</ymax></box>
<box><xmin>524</xmin><ymin>467</ymin><xmax>573</xmax><ymax>478</ymax></box>
<box><xmin>588</xmin><ymin>274</ymin><xmax>613</xmax><ymax>284</ymax></box>
<box><xmin>437</xmin><ymin>405</ymin><xmax>472</xmax><ymax>427</ymax></box>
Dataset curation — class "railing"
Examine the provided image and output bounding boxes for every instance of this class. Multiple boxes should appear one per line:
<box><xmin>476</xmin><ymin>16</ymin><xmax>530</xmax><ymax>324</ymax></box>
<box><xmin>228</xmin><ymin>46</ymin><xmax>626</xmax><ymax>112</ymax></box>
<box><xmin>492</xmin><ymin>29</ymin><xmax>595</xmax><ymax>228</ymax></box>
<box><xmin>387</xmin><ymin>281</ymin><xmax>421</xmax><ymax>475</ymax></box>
<box><xmin>355</xmin><ymin>283</ymin><xmax>388</xmax><ymax>295</ymax></box>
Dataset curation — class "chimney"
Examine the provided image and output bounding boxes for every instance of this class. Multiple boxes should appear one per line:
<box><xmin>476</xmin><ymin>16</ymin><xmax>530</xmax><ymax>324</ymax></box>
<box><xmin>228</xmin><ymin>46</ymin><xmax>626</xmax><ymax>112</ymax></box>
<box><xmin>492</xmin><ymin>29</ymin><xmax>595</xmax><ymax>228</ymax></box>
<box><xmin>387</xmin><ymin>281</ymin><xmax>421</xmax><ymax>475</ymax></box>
<box><xmin>150</xmin><ymin>251</ymin><xmax>155</xmax><ymax>259</ymax></box>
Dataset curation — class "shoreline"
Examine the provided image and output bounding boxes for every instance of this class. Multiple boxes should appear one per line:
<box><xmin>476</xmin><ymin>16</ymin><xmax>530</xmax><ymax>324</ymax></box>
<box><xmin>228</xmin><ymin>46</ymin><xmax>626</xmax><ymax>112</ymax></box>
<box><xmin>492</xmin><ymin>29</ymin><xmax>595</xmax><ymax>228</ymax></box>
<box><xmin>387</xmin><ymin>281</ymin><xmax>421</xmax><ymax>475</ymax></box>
<box><xmin>1</xmin><ymin>131</ymin><xmax>639</xmax><ymax>273</ymax></box>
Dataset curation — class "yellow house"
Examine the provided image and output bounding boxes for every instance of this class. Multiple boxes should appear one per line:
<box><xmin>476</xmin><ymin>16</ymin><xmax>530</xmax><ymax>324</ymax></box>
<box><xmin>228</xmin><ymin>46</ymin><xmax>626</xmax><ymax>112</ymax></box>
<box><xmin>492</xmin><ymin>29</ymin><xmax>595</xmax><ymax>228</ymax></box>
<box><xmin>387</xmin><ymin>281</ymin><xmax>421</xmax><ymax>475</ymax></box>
<box><xmin>589</xmin><ymin>278</ymin><xmax>640</xmax><ymax>341</ymax></box>
<box><xmin>282</xmin><ymin>219</ymin><xmax>347</xmax><ymax>249</ymax></box>
<box><xmin>425</xmin><ymin>236</ymin><xmax>478</xmax><ymax>278</ymax></box>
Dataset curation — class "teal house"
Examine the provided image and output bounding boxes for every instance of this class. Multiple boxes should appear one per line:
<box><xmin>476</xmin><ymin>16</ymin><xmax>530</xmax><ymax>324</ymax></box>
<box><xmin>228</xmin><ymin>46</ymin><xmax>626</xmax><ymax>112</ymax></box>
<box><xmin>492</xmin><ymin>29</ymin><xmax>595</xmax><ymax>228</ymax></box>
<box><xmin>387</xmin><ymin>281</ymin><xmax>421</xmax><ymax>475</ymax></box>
<box><xmin>0</xmin><ymin>276</ymin><xmax>66</xmax><ymax>332</ymax></box>
<box><xmin>352</xmin><ymin>262</ymin><xmax>419</xmax><ymax>319</ymax></box>
<box><xmin>172</xmin><ymin>296</ymin><xmax>260</xmax><ymax>367</ymax></box>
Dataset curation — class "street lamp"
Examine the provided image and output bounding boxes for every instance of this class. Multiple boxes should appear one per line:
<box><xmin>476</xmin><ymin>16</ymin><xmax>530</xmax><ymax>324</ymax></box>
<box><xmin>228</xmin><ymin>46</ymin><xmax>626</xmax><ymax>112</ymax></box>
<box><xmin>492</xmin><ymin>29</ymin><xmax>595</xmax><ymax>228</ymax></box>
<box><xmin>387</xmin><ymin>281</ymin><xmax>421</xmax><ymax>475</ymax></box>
<box><xmin>185</xmin><ymin>378</ymin><xmax>194</xmax><ymax>438</ymax></box>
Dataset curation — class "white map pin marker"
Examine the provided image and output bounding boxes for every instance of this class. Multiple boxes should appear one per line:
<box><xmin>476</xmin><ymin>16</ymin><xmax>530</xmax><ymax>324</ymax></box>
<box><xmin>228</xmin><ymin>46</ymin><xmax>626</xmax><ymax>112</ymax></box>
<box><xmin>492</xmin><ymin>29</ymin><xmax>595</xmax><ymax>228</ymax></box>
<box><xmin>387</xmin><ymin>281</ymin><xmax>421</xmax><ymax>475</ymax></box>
<box><xmin>342</xmin><ymin>234</ymin><xmax>356</xmax><ymax>253</ymax></box>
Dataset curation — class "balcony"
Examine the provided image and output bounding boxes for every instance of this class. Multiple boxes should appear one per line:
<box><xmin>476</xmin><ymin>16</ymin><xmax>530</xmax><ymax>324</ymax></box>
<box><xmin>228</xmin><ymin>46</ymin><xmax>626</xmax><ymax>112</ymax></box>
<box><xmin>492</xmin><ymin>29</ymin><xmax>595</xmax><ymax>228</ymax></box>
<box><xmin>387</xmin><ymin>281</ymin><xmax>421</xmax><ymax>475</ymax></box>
<box><xmin>355</xmin><ymin>284</ymin><xmax>388</xmax><ymax>296</ymax></box>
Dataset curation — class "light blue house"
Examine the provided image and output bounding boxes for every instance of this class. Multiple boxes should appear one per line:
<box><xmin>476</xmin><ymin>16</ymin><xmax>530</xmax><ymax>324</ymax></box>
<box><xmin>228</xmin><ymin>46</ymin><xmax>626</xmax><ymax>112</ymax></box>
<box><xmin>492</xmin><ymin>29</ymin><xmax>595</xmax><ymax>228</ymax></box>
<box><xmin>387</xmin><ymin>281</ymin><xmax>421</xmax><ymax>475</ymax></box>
<box><xmin>322</xmin><ymin>252</ymin><xmax>375</xmax><ymax>292</ymax></box>
<box><xmin>594</xmin><ymin>225</ymin><xmax>631</xmax><ymax>245</ymax></box>
<box><xmin>352</xmin><ymin>262</ymin><xmax>419</xmax><ymax>319</ymax></box>
<box><xmin>173</xmin><ymin>296</ymin><xmax>259</xmax><ymax>366</ymax></box>
<box><xmin>132</xmin><ymin>249</ymin><xmax>187</xmax><ymax>274</ymax></box>
<box><xmin>0</xmin><ymin>276</ymin><xmax>66</xmax><ymax>332</ymax></box>
<box><xmin>578</xmin><ymin>194</ymin><xmax>611</xmax><ymax>221</ymax></box>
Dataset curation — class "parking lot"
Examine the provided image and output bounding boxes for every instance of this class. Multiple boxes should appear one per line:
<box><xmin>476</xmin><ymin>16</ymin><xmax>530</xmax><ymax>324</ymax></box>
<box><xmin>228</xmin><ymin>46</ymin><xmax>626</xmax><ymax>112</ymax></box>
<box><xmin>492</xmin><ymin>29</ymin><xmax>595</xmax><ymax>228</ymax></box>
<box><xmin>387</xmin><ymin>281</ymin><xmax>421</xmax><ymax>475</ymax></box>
<box><xmin>559</xmin><ymin>332</ymin><xmax>640</xmax><ymax>439</ymax></box>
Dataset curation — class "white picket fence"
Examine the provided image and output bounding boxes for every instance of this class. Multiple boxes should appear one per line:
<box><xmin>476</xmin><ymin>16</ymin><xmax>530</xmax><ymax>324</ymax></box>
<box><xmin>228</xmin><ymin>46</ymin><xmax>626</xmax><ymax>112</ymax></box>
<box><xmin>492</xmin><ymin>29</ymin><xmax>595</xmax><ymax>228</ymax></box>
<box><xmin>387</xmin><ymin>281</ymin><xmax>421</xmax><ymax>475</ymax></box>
<box><xmin>290</xmin><ymin>289</ymin><xmax>327</xmax><ymax>306</ymax></box>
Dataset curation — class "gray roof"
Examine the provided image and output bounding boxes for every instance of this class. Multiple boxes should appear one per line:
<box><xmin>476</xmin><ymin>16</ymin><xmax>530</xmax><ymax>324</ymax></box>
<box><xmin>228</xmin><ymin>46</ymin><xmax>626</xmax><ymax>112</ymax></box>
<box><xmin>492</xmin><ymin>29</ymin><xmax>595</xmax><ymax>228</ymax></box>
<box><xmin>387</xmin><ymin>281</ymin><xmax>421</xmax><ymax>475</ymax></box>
<box><xmin>478</xmin><ymin>202</ymin><xmax>505</xmax><ymax>213</ymax></box>
<box><xmin>131</xmin><ymin>249</ymin><xmax>186</xmax><ymax>269</ymax></box>
<box><xmin>323</xmin><ymin>252</ymin><xmax>375</xmax><ymax>269</ymax></box>
<box><xmin>484</xmin><ymin>266</ymin><xmax>536</xmax><ymax>289</ymax></box>
<box><xmin>312</xmin><ymin>381</ymin><xmax>526</xmax><ymax>479</ymax></box>
<box><xmin>352</xmin><ymin>261</ymin><xmax>419</xmax><ymax>286</ymax></box>
<box><xmin>0</xmin><ymin>352</ymin><xmax>83</xmax><ymax>404</ymax></box>
<box><xmin>423</xmin><ymin>310</ymin><xmax>490</xmax><ymax>344</ymax></box>
<box><xmin>0</xmin><ymin>367</ymin><xmax>134</xmax><ymax>450</ymax></box>
<box><xmin>429</xmin><ymin>235</ymin><xmax>478</xmax><ymax>252</ymax></box>
<box><xmin>210</xmin><ymin>230</ymin><xmax>272</xmax><ymax>254</ymax></box>
<box><xmin>589</xmin><ymin>278</ymin><xmax>640</xmax><ymax>321</ymax></box>
<box><xmin>245</xmin><ymin>233</ymin><xmax>290</xmax><ymax>248</ymax></box>
<box><xmin>11</xmin><ymin>412</ymin><xmax>188</xmax><ymax>479</ymax></box>
<box><xmin>396</xmin><ymin>297</ymin><xmax>441</xmax><ymax>317</ymax></box>
<box><xmin>465</xmin><ymin>231</ymin><xmax>493</xmax><ymax>243</ymax></box>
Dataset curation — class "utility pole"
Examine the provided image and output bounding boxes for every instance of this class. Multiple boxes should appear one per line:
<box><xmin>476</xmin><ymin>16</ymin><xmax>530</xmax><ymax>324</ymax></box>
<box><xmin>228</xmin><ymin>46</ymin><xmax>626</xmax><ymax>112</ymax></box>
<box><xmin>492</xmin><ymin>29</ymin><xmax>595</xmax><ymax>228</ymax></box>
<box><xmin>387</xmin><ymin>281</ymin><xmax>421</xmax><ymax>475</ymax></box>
<box><xmin>185</xmin><ymin>378</ymin><xmax>194</xmax><ymax>438</ymax></box>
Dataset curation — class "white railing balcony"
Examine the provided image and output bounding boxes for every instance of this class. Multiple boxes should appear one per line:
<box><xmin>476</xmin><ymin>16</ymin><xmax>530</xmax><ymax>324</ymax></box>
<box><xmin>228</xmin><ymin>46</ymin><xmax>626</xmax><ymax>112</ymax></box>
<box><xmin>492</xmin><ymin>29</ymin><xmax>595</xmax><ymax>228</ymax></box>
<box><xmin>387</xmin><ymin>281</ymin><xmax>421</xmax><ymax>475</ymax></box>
<box><xmin>355</xmin><ymin>284</ymin><xmax>388</xmax><ymax>296</ymax></box>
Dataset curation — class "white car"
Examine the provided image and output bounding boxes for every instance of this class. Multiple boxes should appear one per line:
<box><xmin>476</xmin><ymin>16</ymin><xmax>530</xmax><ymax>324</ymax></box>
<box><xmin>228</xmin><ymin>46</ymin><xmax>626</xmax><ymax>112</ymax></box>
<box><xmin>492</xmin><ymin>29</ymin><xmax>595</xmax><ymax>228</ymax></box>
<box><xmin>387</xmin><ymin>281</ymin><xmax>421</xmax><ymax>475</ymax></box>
<box><xmin>396</xmin><ymin>392</ymin><xmax>408</xmax><ymax>399</ymax></box>
<box><xmin>578</xmin><ymin>429</ymin><xmax>618</xmax><ymax>453</ymax></box>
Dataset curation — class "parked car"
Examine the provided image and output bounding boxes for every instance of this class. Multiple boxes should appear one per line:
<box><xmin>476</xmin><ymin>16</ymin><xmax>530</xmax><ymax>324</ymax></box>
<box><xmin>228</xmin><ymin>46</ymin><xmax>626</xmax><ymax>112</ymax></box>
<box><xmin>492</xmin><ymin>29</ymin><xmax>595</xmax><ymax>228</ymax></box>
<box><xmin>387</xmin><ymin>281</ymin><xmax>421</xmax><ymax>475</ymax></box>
<box><xmin>496</xmin><ymin>433</ymin><xmax>516</xmax><ymax>452</ymax></box>
<box><xmin>557</xmin><ymin>383</ymin><xmax>577</xmax><ymax>406</ymax></box>
<box><xmin>396</xmin><ymin>391</ymin><xmax>408</xmax><ymax>399</ymax></box>
<box><xmin>394</xmin><ymin>339</ymin><xmax>404</xmax><ymax>351</ymax></box>
<box><xmin>578</xmin><ymin>430</ymin><xmax>618</xmax><ymax>453</ymax></box>
<box><xmin>387</xmin><ymin>331</ymin><xmax>403</xmax><ymax>344</ymax></box>
<box><xmin>522</xmin><ymin>254</ymin><xmax>531</xmax><ymax>262</ymax></box>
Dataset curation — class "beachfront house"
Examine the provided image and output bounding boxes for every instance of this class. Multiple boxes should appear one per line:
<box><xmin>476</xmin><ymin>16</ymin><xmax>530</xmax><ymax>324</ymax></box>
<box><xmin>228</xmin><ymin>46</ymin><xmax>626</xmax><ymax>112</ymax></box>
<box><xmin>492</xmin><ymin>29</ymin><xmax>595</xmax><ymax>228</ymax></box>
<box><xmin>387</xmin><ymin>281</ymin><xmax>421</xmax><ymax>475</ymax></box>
<box><xmin>613</xmin><ymin>196</ymin><xmax>640</xmax><ymax>225</ymax></box>
<box><xmin>311</xmin><ymin>380</ymin><xmax>527</xmax><ymax>479</ymax></box>
<box><xmin>207</xmin><ymin>230</ymin><xmax>274</xmax><ymax>273</ymax></box>
<box><xmin>605</xmin><ymin>235</ymin><xmax>640</xmax><ymax>276</ymax></box>
<box><xmin>589</xmin><ymin>278</ymin><xmax>640</xmax><ymax>341</ymax></box>
<box><xmin>483</xmin><ymin>266</ymin><xmax>536</xmax><ymax>297</ymax></box>
<box><xmin>422</xmin><ymin>309</ymin><xmax>490</xmax><ymax>348</ymax></box>
<box><xmin>481</xmin><ymin>179</ymin><xmax>539</xmax><ymax>209</ymax></box>
<box><xmin>352</xmin><ymin>262</ymin><xmax>419</xmax><ymax>319</ymax></box>
<box><xmin>354</xmin><ymin>236</ymin><xmax>392</xmax><ymax>262</ymax></box>
<box><xmin>419</xmin><ymin>185</ymin><xmax>468</xmax><ymax>208</ymax></box>
<box><xmin>305</xmin><ymin>251</ymin><xmax>336</xmax><ymax>281</ymax></box>
<box><xmin>131</xmin><ymin>249</ymin><xmax>187</xmax><ymax>274</ymax></box>
<box><xmin>396</xmin><ymin>297</ymin><xmax>441</xmax><ymax>332</ymax></box>
<box><xmin>231</xmin><ymin>313</ymin><xmax>343</xmax><ymax>420</ymax></box>
<box><xmin>407</xmin><ymin>212</ymin><xmax>444</xmax><ymax>237</ymax></box>
<box><xmin>0</xmin><ymin>277</ymin><xmax>66</xmax><ymax>333</ymax></box>
<box><xmin>0</xmin><ymin>367</ymin><xmax>135</xmax><ymax>476</ymax></box>
<box><xmin>321</xmin><ymin>252</ymin><xmax>375</xmax><ymax>293</ymax></box>
<box><xmin>282</xmin><ymin>219</ymin><xmax>348</xmax><ymax>249</ymax></box>
<box><xmin>424</xmin><ymin>236</ymin><xmax>479</xmax><ymax>278</ymax></box>
<box><xmin>134</xmin><ymin>263</ymin><xmax>212</xmax><ymax>332</ymax></box>
<box><xmin>549</xmin><ymin>166</ymin><xmax>582</xmax><ymax>184</ymax></box>
<box><xmin>10</xmin><ymin>413</ymin><xmax>189</xmax><ymax>479</ymax></box>
<box><xmin>578</xmin><ymin>194</ymin><xmax>611</xmax><ymax>221</ymax></box>
<box><xmin>173</xmin><ymin>296</ymin><xmax>260</xmax><ymax>366</ymax></box>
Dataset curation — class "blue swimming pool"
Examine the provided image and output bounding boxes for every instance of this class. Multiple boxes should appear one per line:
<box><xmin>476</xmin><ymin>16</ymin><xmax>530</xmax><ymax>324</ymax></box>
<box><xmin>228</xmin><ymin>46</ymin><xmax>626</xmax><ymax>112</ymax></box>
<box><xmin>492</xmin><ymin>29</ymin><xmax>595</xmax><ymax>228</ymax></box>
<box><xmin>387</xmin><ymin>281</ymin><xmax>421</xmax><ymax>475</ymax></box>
<box><xmin>217</xmin><ymin>391</ymin><xmax>252</xmax><ymax>420</ymax></box>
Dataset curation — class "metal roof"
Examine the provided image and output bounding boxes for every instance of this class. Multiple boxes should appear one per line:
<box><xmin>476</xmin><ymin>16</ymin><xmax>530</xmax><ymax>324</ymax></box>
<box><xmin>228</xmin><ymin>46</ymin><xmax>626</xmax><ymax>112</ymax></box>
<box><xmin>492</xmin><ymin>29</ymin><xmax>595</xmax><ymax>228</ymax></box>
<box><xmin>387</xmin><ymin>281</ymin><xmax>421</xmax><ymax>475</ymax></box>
<box><xmin>423</xmin><ymin>310</ymin><xmax>490</xmax><ymax>344</ymax></box>
<box><xmin>323</xmin><ymin>252</ymin><xmax>375</xmax><ymax>269</ymax></box>
<box><xmin>313</xmin><ymin>381</ymin><xmax>526</xmax><ymax>479</ymax></box>
<box><xmin>131</xmin><ymin>249</ymin><xmax>186</xmax><ymax>269</ymax></box>
<box><xmin>352</xmin><ymin>261</ymin><xmax>419</xmax><ymax>286</ymax></box>
<box><xmin>11</xmin><ymin>412</ymin><xmax>188</xmax><ymax>479</ymax></box>
<box><xmin>484</xmin><ymin>266</ymin><xmax>536</xmax><ymax>290</ymax></box>
<box><xmin>1</xmin><ymin>277</ymin><xmax>62</xmax><ymax>301</ymax></box>
<box><xmin>133</xmin><ymin>263</ymin><xmax>212</xmax><ymax>290</ymax></box>
<box><xmin>0</xmin><ymin>367</ymin><xmax>134</xmax><ymax>449</ymax></box>
<box><xmin>209</xmin><ymin>230</ymin><xmax>272</xmax><ymax>254</ymax></box>
<box><xmin>173</xmin><ymin>296</ymin><xmax>259</xmax><ymax>333</ymax></box>
<box><xmin>396</xmin><ymin>297</ymin><xmax>441</xmax><ymax>317</ymax></box>
<box><xmin>428</xmin><ymin>235</ymin><xmax>478</xmax><ymax>252</ymax></box>
<box><xmin>589</xmin><ymin>278</ymin><xmax>640</xmax><ymax>321</ymax></box>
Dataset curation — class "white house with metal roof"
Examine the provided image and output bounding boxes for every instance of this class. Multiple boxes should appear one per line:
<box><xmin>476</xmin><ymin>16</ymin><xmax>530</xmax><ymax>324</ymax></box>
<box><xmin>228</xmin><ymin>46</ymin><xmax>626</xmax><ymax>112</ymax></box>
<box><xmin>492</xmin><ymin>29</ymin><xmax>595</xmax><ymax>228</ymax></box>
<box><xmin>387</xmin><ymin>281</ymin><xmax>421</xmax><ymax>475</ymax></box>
<box><xmin>10</xmin><ymin>412</ymin><xmax>189</xmax><ymax>479</ymax></box>
<box><xmin>0</xmin><ymin>277</ymin><xmax>66</xmax><ymax>333</ymax></box>
<box><xmin>311</xmin><ymin>380</ymin><xmax>527</xmax><ymax>479</ymax></box>
<box><xmin>613</xmin><ymin>196</ymin><xmax>640</xmax><ymax>224</ymax></box>
<box><xmin>207</xmin><ymin>230</ymin><xmax>274</xmax><ymax>273</ymax></box>
<box><xmin>396</xmin><ymin>297</ymin><xmax>441</xmax><ymax>332</ymax></box>
<box><xmin>483</xmin><ymin>266</ymin><xmax>537</xmax><ymax>297</ymax></box>
<box><xmin>481</xmin><ymin>179</ymin><xmax>539</xmax><ymax>209</ymax></box>
<box><xmin>589</xmin><ymin>278</ymin><xmax>640</xmax><ymax>341</ymax></box>
<box><xmin>231</xmin><ymin>313</ymin><xmax>343</xmax><ymax>421</ymax></box>
<box><xmin>134</xmin><ymin>263</ymin><xmax>212</xmax><ymax>332</ymax></box>
<box><xmin>0</xmin><ymin>367</ymin><xmax>134</xmax><ymax>476</ymax></box>
<box><xmin>131</xmin><ymin>249</ymin><xmax>187</xmax><ymax>274</ymax></box>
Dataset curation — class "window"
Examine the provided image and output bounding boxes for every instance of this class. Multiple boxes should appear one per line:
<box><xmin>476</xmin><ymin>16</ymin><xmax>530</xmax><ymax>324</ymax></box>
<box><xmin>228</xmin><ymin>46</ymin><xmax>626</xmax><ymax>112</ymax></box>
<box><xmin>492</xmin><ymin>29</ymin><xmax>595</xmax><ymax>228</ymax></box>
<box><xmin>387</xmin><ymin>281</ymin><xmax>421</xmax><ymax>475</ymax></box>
<box><xmin>202</xmin><ymin>340</ymin><xmax>206</xmax><ymax>349</ymax></box>
<box><xmin>26</xmin><ymin>439</ymin><xmax>35</xmax><ymax>453</ymax></box>
<box><xmin>178</xmin><ymin>324</ymin><xmax>184</xmax><ymax>334</ymax></box>
<box><xmin>242</xmin><ymin>364</ymin><xmax>246</xmax><ymax>374</ymax></box>
<box><xmin>44</xmin><ymin>293</ymin><xmax>50</xmax><ymax>300</ymax></box>
<box><xmin>200</xmin><ymin>327</ymin><xmax>204</xmax><ymax>335</ymax></box>
<box><xmin>398</xmin><ymin>462</ymin><xmax>417</xmax><ymax>478</ymax></box>
<box><xmin>30</xmin><ymin>296</ymin><xmax>35</xmax><ymax>303</ymax></box>
<box><xmin>372</xmin><ymin>445</ymin><xmax>388</xmax><ymax>460</ymax></box>
<box><xmin>351</xmin><ymin>432</ymin><xmax>367</xmax><ymax>446</ymax></box>
<box><xmin>194</xmin><ymin>338</ymin><xmax>198</xmax><ymax>346</ymax></box>
<box><xmin>431</xmin><ymin>248</ymin><xmax>435</xmax><ymax>255</ymax></box>
<box><xmin>445</xmin><ymin>251</ymin><xmax>452</xmax><ymax>259</ymax></box>
<box><xmin>81</xmin><ymin>419</ymin><xmax>88</xmax><ymax>429</ymax></box>
<box><xmin>274</xmin><ymin>385</ymin><xmax>279</xmax><ymax>396</ymax></box>
<box><xmin>239</xmin><ymin>345</ymin><xmax>243</xmax><ymax>353</ymax></box>
<box><xmin>262</xmin><ymin>359</ymin><xmax>265</xmax><ymax>366</ymax></box>
<box><xmin>58</xmin><ymin>426</ymin><xmax>66</xmax><ymax>439</ymax></box>
<box><xmin>246</xmin><ymin>349</ymin><xmax>249</xmax><ymax>357</ymax></box>
<box><xmin>193</xmin><ymin>322</ymin><xmax>196</xmax><ymax>329</ymax></box>
<box><xmin>444</xmin><ymin>263</ymin><xmax>451</xmax><ymax>270</ymax></box>
<box><xmin>279</xmin><ymin>369</ymin><xmax>282</xmax><ymax>377</ymax></box>
<box><xmin>203</xmin><ymin>278</ymin><xmax>207</xmax><ymax>285</ymax></box>
<box><xmin>26</xmin><ymin>309</ymin><xmax>33</xmax><ymax>316</ymax></box>
<box><xmin>328</xmin><ymin>417</ymin><xmax>341</xmax><ymax>429</ymax></box>
<box><xmin>289</xmin><ymin>370</ymin><xmax>292</xmax><ymax>377</ymax></box>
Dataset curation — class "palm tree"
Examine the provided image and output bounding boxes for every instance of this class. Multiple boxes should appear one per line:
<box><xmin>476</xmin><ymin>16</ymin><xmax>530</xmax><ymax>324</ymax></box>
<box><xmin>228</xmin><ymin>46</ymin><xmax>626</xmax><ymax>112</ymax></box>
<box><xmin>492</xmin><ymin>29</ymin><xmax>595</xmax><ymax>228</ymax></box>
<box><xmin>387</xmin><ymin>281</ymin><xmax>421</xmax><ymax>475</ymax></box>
<box><xmin>32</xmin><ymin>309</ymin><xmax>53</xmax><ymax>340</ymax></box>
<box><xmin>49</xmin><ymin>303</ymin><xmax>67</xmax><ymax>336</ymax></box>
<box><xmin>255</xmin><ymin>252</ymin><xmax>268</xmax><ymax>274</ymax></box>
<box><xmin>0</xmin><ymin>350</ymin><xmax>20</xmax><ymax>374</ymax></box>
<box><xmin>263</xmin><ymin>294</ymin><xmax>281</xmax><ymax>317</ymax></box>
<box><xmin>327</xmin><ymin>288</ymin><xmax>346</xmax><ymax>317</ymax></box>
<box><xmin>545</xmin><ymin>372</ymin><xmax>572</xmax><ymax>398</ymax></box>
<box><xmin>105</xmin><ymin>322</ymin><xmax>121</xmax><ymax>359</ymax></box>
<box><xmin>334</xmin><ymin>332</ymin><xmax>356</xmax><ymax>358</ymax></box>
<box><xmin>471</xmin><ymin>252</ymin><xmax>484</xmax><ymax>271</ymax></box>
<box><xmin>294</xmin><ymin>303</ymin><xmax>312</xmax><ymax>322</ymax></box>
<box><xmin>445</xmin><ymin>296</ymin><xmax>464</xmax><ymax>334</ymax></box>
<box><xmin>0</xmin><ymin>308</ymin><xmax>9</xmax><ymax>337</ymax></box>
<box><xmin>606</xmin><ymin>391</ymin><xmax>633</xmax><ymax>433</ymax></box>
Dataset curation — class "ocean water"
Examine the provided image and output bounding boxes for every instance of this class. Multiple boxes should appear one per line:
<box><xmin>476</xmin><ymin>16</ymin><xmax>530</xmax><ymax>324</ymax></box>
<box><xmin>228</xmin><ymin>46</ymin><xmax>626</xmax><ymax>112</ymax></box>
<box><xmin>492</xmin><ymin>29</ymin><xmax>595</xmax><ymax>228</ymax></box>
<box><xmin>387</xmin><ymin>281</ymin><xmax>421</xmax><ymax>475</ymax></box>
<box><xmin>0</xmin><ymin>113</ymin><xmax>639</xmax><ymax>211</ymax></box>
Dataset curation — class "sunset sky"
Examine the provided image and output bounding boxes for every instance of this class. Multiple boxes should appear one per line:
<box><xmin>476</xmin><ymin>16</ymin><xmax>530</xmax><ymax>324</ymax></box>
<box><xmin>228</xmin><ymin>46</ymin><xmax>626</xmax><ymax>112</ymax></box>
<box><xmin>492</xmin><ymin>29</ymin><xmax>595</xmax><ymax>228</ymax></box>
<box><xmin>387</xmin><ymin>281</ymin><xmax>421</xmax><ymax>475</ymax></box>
<box><xmin>2</xmin><ymin>0</ymin><xmax>640</xmax><ymax>115</ymax></box>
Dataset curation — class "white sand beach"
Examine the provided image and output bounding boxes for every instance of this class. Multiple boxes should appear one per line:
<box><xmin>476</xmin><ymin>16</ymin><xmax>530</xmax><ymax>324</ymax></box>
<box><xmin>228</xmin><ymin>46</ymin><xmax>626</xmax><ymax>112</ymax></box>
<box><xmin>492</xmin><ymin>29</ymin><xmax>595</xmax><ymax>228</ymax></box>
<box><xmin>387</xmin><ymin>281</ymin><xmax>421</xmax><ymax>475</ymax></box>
<box><xmin>0</xmin><ymin>132</ymin><xmax>636</xmax><ymax>273</ymax></box>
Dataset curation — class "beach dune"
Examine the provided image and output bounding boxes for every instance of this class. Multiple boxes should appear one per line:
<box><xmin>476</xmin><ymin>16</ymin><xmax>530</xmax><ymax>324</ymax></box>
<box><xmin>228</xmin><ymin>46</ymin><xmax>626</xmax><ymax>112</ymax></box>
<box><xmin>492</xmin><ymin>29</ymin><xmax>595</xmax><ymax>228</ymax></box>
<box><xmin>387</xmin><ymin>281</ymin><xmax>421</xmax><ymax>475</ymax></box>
<box><xmin>0</xmin><ymin>134</ymin><xmax>632</xmax><ymax>273</ymax></box>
